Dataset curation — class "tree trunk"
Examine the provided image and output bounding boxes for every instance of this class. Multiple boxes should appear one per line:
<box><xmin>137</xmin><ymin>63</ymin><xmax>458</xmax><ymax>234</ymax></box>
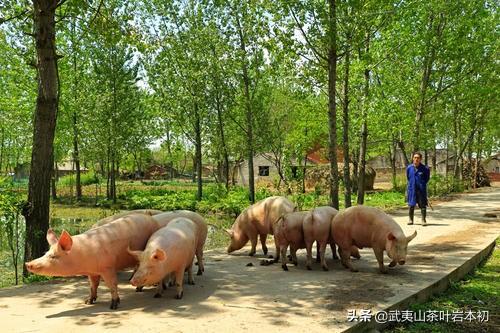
<box><xmin>357</xmin><ymin>40</ymin><xmax>370</xmax><ymax>205</ymax></box>
<box><xmin>390</xmin><ymin>137</ymin><xmax>397</xmax><ymax>188</ymax></box>
<box><xmin>342</xmin><ymin>32</ymin><xmax>352</xmax><ymax>208</ymax></box>
<box><xmin>327</xmin><ymin>0</ymin><xmax>339</xmax><ymax>209</ymax></box>
<box><xmin>194</xmin><ymin>103</ymin><xmax>203</xmax><ymax>201</ymax></box>
<box><xmin>73</xmin><ymin>111</ymin><xmax>81</xmax><ymax>200</ymax></box>
<box><xmin>215</xmin><ymin>91</ymin><xmax>230</xmax><ymax>190</ymax></box>
<box><xmin>236</xmin><ymin>13</ymin><xmax>255</xmax><ymax>203</ymax></box>
<box><xmin>23</xmin><ymin>0</ymin><xmax>59</xmax><ymax>277</ymax></box>
<box><xmin>71</xmin><ymin>19</ymin><xmax>82</xmax><ymax>201</ymax></box>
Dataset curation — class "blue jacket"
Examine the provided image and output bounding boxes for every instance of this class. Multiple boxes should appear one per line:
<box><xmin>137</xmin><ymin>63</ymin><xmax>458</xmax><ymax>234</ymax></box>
<box><xmin>406</xmin><ymin>163</ymin><xmax>430</xmax><ymax>207</ymax></box>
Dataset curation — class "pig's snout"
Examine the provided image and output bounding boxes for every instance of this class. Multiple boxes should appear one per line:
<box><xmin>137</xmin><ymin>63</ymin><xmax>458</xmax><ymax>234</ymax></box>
<box><xmin>398</xmin><ymin>260</ymin><xmax>406</xmax><ymax>265</ymax></box>
<box><xmin>25</xmin><ymin>261</ymin><xmax>38</xmax><ymax>273</ymax></box>
<box><xmin>227</xmin><ymin>246</ymin><xmax>234</xmax><ymax>254</ymax></box>
<box><xmin>130</xmin><ymin>276</ymin><xmax>145</xmax><ymax>287</ymax></box>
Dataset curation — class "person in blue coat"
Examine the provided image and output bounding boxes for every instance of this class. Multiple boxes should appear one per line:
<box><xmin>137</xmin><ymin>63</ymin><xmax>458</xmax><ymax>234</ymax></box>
<box><xmin>407</xmin><ymin>152</ymin><xmax>430</xmax><ymax>225</ymax></box>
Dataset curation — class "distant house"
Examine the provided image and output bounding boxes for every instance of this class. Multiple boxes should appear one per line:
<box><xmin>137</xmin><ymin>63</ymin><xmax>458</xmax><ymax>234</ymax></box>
<box><xmin>233</xmin><ymin>147</ymin><xmax>339</xmax><ymax>186</ymax></box>
<box><xmin>367</xmin><ymin>149</ymin><xmax>454</xmax><ymax>175</ymax></box>
<box><xmin>13</xmin><ymin>161</ymin><xmax>89</xmax><ymax>180</ymax></box>
<box><xmin>144</xmin><ymin>164</ymin><xmax>179</xmax><ymax>179</ymax></box>
<box><xmin>484</xmin><ymin>152</ymin><xmax>500</xmax><ymax>181</ymax></box>
<box><xmin>56</xmin><ymin>161</ymin><xmax>89</xmax><ymax>177</ymax></box>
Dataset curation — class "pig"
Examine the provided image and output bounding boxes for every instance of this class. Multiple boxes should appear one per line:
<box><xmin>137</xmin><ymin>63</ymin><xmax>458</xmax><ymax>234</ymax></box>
<box><xmin>331</xmin><ymin>205</ymin><xmax>417</xmax><ymax>273</ymax></box>
<box><xmin>25</xmin><ymin>214</ymin><xmax>161</xmax><ymax>309</ymax></box>
<box><xmin>92</xmin><ymin>209</ymin><xmax>163</xmax><ymax>228</ymax></box>
<box><xmin>303</xmin><ymin>206</ymin><xmax>339</xmax><ymax>271</ymax></box>
<box><xmin>226</xmin><ymin>196</ymin><xmax>295</xmax><ymax>257</ymax></box>
<box><xmin>274</xmin><ymin>211</ymin><xmax>308</xmax><ymax>271</ymax></box>
<box><xmin>129</xmin><ymin>217</ymin><xmax>197</xmax><ymax>299</ymax></box>
<box><xmin>152</xmin><ymin>210</ymin><xmax>208</xmax><ymax>276</ymax></box>
<box><xmin>303</xmin><ymin>206</ymin><xmax>361</xmax><ymax>271</ymax></box>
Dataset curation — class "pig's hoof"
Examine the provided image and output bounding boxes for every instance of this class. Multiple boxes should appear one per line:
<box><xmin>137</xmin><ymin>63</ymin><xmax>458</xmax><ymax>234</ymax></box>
<box><xmin>84</xmin><ymin>296</ymin><xmax>97</xmax><ymax>305</ymax></box>
<box><xmin>154</xmin><ymin>293</ymin><xmax>162</xmax><ymax>298</ymax></box>
<box><xmin>293</xmin><ymin>261</ymin><xmax>298</xmax><ymax>266</ymax></box>
<box><xmin>306</xmin><ymin>265</ymin><xmax>312</xmax><ymax>270</ymax></box>
<box><xmin>162</xmin><ymin>282</ymin><xmax>167</xmax><ymax>290</ymax></box>
<box><xmin>197</xmin><ymin>269</ymin><xmax>203</xmax><ymax>276</ymax></box>
<box><xmin>350</xmin><ymin>268</ymin><xmax>359</xmax><ymax>273</ymax></box>
<box><xmin>248</xmin><ymin>251</ymin><xmax>256</xmax><ymax>257</ymax></box>
<box><xmin>316</xmin><ymin>257</ymin><xmax>320</xmax><ymax>263</ymax></box>
<box><xmin>263</xmin><ymin>247</ymin><xmax>268</xmax><ymax>255</ymax></box>
<box><xmin>109</xmin><ymin>298</ymin><xmax>120</xmax><ymax>310</ymax></box>
<box><xmin>188</xmin><ymin>280</ymin><xmax>195</xmax><ymax>285</ymax></box>
<box><xmin>333</xmin><ymin>255</ymin><xmax>339</xmax><ymax>260</ymax></box>
<box><xmin>281</xmin><ymin>264</ymin><xmax>289</xmax><ymax>271</ymax></box>
<box><xmin>135</xmin><ymin>286</ymin><xmax>144</xmax><ymax>292</ymax></box>
<box><xmin>175</xmin><ymin>291</ymin><xmax>183</xmax><ymax>299</ymax></box>
<box><xmin>380</xmin><ymin>268</ymin><xmax>388</xmax><ymax>274</ymax></box>
<box><xmin>322</xmin><ymin>266</ymin><xmax>329</xmax><ymax>272</ymax></box>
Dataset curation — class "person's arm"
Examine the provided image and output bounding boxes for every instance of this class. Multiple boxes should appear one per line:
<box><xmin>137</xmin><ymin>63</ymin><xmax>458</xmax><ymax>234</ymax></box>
<box><xmin>406</xmin><ymin>165</ymin><xmax>410</xmax><ymax>181</ymax></box>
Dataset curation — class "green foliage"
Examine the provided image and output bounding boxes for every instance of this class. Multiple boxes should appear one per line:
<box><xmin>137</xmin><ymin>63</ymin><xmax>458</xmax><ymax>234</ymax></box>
<box><xmin>385</xmin><ymin>240</ymin><xmax>499</xmax><ymax>333</ymax></box>
<box><xmin>0</xmin><ymin>177</ymin><xmax>25</xmax><ymax>285</ymax></box>
<box><xmin>57</xmin><ymin>173</ymin><xmax>101</xmax><ymax>187</ymax></box>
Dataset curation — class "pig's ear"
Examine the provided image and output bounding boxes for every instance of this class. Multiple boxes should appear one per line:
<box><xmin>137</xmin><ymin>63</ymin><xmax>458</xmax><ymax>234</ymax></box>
<box><xmin>406</xmin><ymin>230</ymin><xmax>417</xmax><ymax>243</ymax></box>
<box><xmin>152</xmin><ymin>249</ymin><xmax>166</xmax><ymax>261</ymax></box>
<box><xmin>387</xmin><ymin>233</ymin><xmax>396</xmax><ymax>241</ymax></box>
<box><xmin>46</xmin><ymin>229</ymin><xmax>58</xmax><ymax>246</ymax></box>
<box><xmin>58</xmin><ymin>230</ymin><xmax>73</xmax><ymax>252</ymax></box>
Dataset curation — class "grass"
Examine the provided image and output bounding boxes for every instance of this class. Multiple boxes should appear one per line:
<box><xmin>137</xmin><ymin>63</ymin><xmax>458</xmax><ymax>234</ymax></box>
<box><xmin>385</xmin><ymin>239</ymin><xmax>499</xmax><ymax>333</ymax></box>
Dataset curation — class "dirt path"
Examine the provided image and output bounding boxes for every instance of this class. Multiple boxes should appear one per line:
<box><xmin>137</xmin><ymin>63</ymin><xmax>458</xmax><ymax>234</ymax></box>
<box><xmin>1</xmin><ymin>188</ymin><xmax>499</xmax><ymax>333</ymax></box>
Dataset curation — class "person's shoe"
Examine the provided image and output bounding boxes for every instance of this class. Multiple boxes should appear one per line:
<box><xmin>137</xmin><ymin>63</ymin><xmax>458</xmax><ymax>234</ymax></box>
<box><xmin>408</xmin><ymin>220</ymin><xmax>414</xmax><ymax>225</ymax></box>
<box><xmin>421</xmin><ymin>218</ymin><xmax>427</xmax><ymax>226</ymax></box>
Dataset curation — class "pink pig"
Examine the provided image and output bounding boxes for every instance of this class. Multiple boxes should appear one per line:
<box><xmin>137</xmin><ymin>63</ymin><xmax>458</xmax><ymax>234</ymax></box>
<box><xmin>92</xmin><ymin>209</ymin><xmax>163</xmax><ymax>229</ymax></box>
<box><xmin>331</xmin><ymin>205</ymin><xmax>417</xmax><ymax>273</ymax></box>
<box><xmin>152</xmin><ymin>210</ymin><xmax>208</xmax><ymax>276</ymax></box>
<box><xmin>303</xmin><ymin>206</ymin><xmax>339</xmax><ymax>271</ymax></box>
<box><xmin>129</xmin><ymin>217</ymin><xmax>197</xmax><ymax>299</ymax></box>
<box><xmin>227</xmin><ymin>196</ymin><xmax>295</xmax><ymax>257</ymax></box>
<box><xmin>274</xmin><ymin>211</ymin><xmax>308</xmax><ymax>271</ymax></box>
<box><xmin>25</xmin><ymin>214</ymin><xmax>160</xmax><ymax>309</ymax></box>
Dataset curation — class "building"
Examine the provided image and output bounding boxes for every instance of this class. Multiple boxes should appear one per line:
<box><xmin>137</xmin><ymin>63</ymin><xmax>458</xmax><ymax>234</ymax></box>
<box><xmin>484</xmin><ymin>152</ymin><xmax>500</xmax><ymax>181</ymax></box>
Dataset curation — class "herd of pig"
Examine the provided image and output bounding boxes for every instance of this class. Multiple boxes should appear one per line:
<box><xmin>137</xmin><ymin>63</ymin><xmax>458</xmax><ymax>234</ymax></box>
<box><xmin>25</xmin><ymin>196</ymin><xmax>417</xmax><ymax>310</ymax></box>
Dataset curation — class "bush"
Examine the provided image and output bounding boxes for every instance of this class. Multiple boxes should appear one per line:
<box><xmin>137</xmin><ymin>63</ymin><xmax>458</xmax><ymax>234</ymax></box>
<box><xmin>58</xmin><ymin>173</ymin><xmax>100</xmax><ymax>186</ymax></box>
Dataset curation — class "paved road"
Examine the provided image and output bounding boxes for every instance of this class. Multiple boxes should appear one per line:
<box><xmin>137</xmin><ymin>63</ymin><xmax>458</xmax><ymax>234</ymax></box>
<box><xmin>1</xmin><ymin>188</ymin><xmax>499</xmax><ymax>333</ymax></box>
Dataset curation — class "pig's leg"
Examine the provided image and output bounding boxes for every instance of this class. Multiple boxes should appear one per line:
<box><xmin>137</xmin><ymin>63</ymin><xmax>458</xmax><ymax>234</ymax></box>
<box><xmin>305</xmin><ymin>240</ymin><xmax>313</xmax><ymax>270</ymax></box>
<box><xmin>340</xmin><ymin>247</ymin><xmax>358</xmax><ymax>272</ymax></box>
<box><xmin>85</xmin><ymin>275</ymin><xmax>100</xmax><ymax>305</ymax></box>
<box><xmin>290</xmin><ymin>247</ymin><xmax>298</xmax><ymax>266</ymax></box>
<box><xmin>248</xmin><ymin>233</ymin><xmax>257</xmax><ymax>257</ymax></box>
<box><xmin>373</xmin><ymin>248</ymin><xmax>388</xmax><ymax>274</ymax></box>
<box><xmin>187</xmin><ymin>262</ymin><xmax>195</xmax><ymax>285</ymax></box>
<box><xmin>280</xmin><ymin>245</ymin><xmax>288</xmax><ymax>271</ymax></box>
<box><xmin>154</xmin><ymin>279</ymin><xmax>165</xmax><ymax>298</ymax></box>
<box><xmin>174</xmin><ymin>269</ymin><xmax>184</xmax><ymax>299</ymax></box>
<box><xmin>316</xmin><ymin>242</ymin><xmax>321</xmax><ymax>263</ymax></box>
<box><xmin>273</xmin><ymin>236</ymin><xmax>281</xmax><ymax>262</ymax></box>
<box><xmin>259</xmin><ymin>234</ymin><xmax>268</xmax><ymax>255</ymax></box>
<box><xmin>101</xmin><ymin>272</ymin><xmax>120</xmax><ymax>309</ymax></box>
<box><xmin>319</xmin><ymin>242</ymin><xmax>328</xmax><ymax>271</ymax></box>
<box><xmin>330</xmin><ymin>242</ymin><xmax>338</xmax><ymax>260</ymax></box>
<box><xmin>196</xmin><ymin>250</ymin><xmax>204</xmax><ymax>276</ymax></box>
